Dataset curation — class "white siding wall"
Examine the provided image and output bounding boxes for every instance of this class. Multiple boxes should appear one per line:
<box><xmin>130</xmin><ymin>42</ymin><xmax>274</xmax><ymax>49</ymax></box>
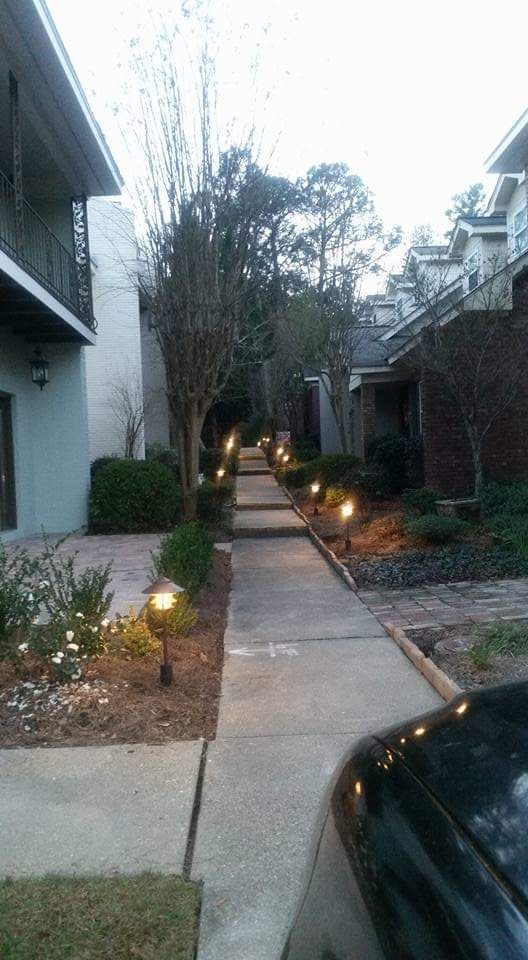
<box><xmin>318</xmin><ymin>375</ymin><xmax>342</xmax><ymax>454</ymax></box>
<box><xmin>0</xmin><ymin>329</ymin><xmax>90</xmax><ymax>540</ymax></box>
<box><xmin>84</xmin><ymin>198</ymin><xmax>145</xmax><ymax>462</ymax></box>
<box><xmin>506</xmin><ymin>181</ymin><xmax>528</xmax><ymax>255</ymax></box>
<box><xmin>140</xmin><ymin>309</ymin><xmax>171</xmax><ymax>449</ymax></box>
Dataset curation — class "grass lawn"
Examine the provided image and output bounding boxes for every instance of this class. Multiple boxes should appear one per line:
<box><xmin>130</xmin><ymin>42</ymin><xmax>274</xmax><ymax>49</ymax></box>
<box><xmin>0</xmin><ymin>874</ymin><xmax>200</xmax><ymax>960</ymax></box>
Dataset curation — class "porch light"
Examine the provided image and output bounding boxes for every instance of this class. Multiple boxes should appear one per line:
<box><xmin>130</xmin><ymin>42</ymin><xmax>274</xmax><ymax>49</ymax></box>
<box><xmin>310</xmin><ymin>481</ymin><xmax>320</xmax><ymax>516</ymax></box>
<box><xmin>30</xmin><ymin>348</ymin><xmax>50</xmax><ymax>389</ymax></box>
<box><xmin>341</xmin><ymin>501</ymin><xmax>354</xmax><ymax>552</ymax></box>
<box><xmin>142</xmin><ymin>576</ymin><xmax>185</xmax><ymax>686</ymax></box>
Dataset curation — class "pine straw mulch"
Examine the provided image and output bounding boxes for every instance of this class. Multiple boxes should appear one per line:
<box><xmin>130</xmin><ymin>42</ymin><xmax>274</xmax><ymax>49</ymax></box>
<box><xmin>409</xmin><ymin>621</ymin><xmax>528</xmax><ymax>692</ymax></box>
<box><xmin>0</xmin><ymin>550</ymin><xmax>231</xmax><ymax>749</ymax></box>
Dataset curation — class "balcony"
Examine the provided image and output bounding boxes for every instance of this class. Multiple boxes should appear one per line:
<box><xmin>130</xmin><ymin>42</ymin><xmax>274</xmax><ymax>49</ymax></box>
<box><xmin>0</xmin><ymin>168</ymin><xmax>95</xmax><ymax>337</ymax></box>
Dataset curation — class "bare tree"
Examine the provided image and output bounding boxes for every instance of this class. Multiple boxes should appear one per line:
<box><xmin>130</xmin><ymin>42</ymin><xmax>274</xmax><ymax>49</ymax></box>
<box><xmin>408</xmin><ymin>252</ymin><xmax>528</xmax><ymax>496</ymax></box>
<box><xmin>111</xmin><ymin>372</ymin><xmax>145</xmax><ymax>459</ymax></box>
<box><xmin>119</xmin><ymin>17</ymin><xmax>268</xmax><ymax>518</ymax></box>
<box><xmin>286</xmin><ymin>164</ymin><xmax>400</xmax><ymax>452</ymax></box>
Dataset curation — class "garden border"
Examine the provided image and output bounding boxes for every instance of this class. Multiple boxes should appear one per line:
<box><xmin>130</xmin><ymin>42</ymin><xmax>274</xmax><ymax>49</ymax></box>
<box><xmin>281</xmin><ymin>485</ymin><xmax>358</xmax><ymax>592</ymax></box>
<box><xmin>384</xmin><ymin>622</ymin><xmax>462</xmax><ymax>702</ymax></box>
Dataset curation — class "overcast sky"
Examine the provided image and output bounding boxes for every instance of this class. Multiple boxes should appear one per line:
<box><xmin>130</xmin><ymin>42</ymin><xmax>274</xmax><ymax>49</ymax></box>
<box><xmin>48</xmin><ymin>0</ymin><xmax>526</xmax><ymax>246</ymax></box>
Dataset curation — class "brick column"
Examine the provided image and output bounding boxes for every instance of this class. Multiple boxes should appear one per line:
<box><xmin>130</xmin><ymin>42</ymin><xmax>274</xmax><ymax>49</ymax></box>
<box><xmin>360</xmin><ymin>382</ymin><xmax>376</xmax><ymax>459</ymax></box>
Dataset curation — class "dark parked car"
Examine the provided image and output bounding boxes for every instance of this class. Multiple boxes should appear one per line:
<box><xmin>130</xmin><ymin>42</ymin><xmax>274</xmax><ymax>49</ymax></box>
<box><xmin>282</xmin><ymin>681</ymin><xmax>528</xmax><ymax>960</ymax></box>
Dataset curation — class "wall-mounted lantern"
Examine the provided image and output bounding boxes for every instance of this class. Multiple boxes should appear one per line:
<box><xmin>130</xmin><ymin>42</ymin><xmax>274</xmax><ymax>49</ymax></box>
<box><xmin>29</xmin><ymin>348</ymin><xmax>50</xmax><ymax>390</ymax></box>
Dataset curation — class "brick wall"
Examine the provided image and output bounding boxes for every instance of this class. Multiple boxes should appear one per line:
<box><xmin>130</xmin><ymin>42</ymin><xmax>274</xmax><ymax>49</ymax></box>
<box><xmin>420</xmin><ymin>367</ymin><xmax>528</xmax><ymax>497</ymax></box>
<box><xmin>360</xmin><ymin>382</ymin><xmax>377</xmax><ymax>458</ymax></box>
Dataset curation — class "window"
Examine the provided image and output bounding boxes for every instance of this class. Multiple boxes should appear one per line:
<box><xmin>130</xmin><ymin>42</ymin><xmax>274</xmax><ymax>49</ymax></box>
<box><xmin>0</xmin><ymin>396</ymin><xmax>16</xmax><ymax>531</ymax></box>
<box><xmin>465</xmin><ymin>250</ymin><xmax>480</xmax><ymax>291</ymax></box>
<box><xmin>513</xmin><ymin>206</ymin><xmax>528</xmax><ymax>256</ymax></box>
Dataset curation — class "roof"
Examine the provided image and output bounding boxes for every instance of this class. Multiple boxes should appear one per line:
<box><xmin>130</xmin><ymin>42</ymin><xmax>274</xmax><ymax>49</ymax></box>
<box><xmin>486</xmin><ymin>107</ymin><xmax>528</xmax><ymax>174</ymax></box>
<box><xmin>2</xmin><ymin>0</ymin><xmax>123</xmax><ymax>195</ymax></box>
<box><xmin>448</xmin><ymin>213</ymin><xmax>507</xmax><ymax>256</ymax></box>
<box><xmin>459</xmin><ymin>215</ymin><xmax>506</xmax><ymax>227</ymax></box>
<box><xmin>350</xmin><ymin>325</ymin><xmax>411</xmax><ymax>369</ymax></box>
<box><xmin>410</xmin><ymin>245</ymin><xmax>448</xmax><ymax>256</ymax></box>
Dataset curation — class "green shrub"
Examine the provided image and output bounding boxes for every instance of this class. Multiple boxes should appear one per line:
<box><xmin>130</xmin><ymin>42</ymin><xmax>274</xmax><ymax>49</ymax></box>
<box><xmin>90</xmin><ymin>456</ymin><xmax>118</xmax><ymax>480</ymax></box>
<box><xmin>145</xmin><ymin>444</ymin><xmax>180</xmax><ymax>481</ymax></box>
<box><xmin>489</xmin><ymin>515</ymin><xmax>528</xmax><ymax>559</ymax></box>
<box><xmin>18</xmin><ymin>536</ymin><xmax>113</xmax><ymax>681</ymax></box>
<box><xmin>349</xmin><ymin>465</ymin><xmax>391</xmax><ymax>502</ymax></box>
<box><xmin>405</xmin><ymin>514</ymin><xmax>470</xmax><ymax>545</ymax></box>
<box><xmin>199</xmin><ymin>448</ymin><xmax>223</xmax><ymax>479</ymax></box>
<box><xmin>468</xmin><ymin>621</ymin><xmax>528</xmax><ymax>670</ymax></box>
<box><xmin>403</xmin><ymin>487</ymin><xmax>444</xmax><ymax>516</ymax></box>
<box><xmin>366</xmin><ymin>434</ymin><xmax>408</xmax><ymax>493</ymax></box>
<box><xmin>90</xmin><ymin>460</ymin><xmax>181</xmax><ymax>533</ymax></box>
<box><xmin>197</xmin><ymin>480</ymin><xmax>231</xmax><ymax>525</ymax></box>
<box><xmin>147</xmin><ymin>593</ymin><xmax>198</xmax><ymax>638</ymax></box>
<box><xmin>0</xmin><ymin>543</ymin><xmax>41</xmax><ymax>660</ymax></box>
<box><xmin>153</xmin><ymin>521</ymin><xmax>214</xmax><ymax>596</ymax></box>
<box><xmin>325</xmin><ymin>484</ymin><xmax>348</xmax><ymax>507</ymax></box>
<box><xmin>115</xmin><ymin>611</ymin><xmax>159</xmax><ymax>659</ymax></box>
<box><xmin>292</xmin><ymin>439</ymin><xmax>319</xmax><ymax>462</ymax></box>
<box><xmin>283</xmin><ymin>454</ymin><xmax>362</xmax><ymax>489</ymax></box>
<box><xmin>481</xmin><ymin>481</ymin><xmax>528</xmax><ymax>517</ymax></box>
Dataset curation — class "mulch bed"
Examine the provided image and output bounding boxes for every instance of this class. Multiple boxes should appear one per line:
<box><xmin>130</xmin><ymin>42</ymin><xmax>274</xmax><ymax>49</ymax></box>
<box><xmin>409</xmin><ymin>621</ymin><xmax>528</xmax><ymax>691</ymax></box>
<box><xmin>292</xmin><ymin>490</ymin><xmax>528</xmax><ymax>588</ymax></box>
<box><xmin>0</xmin><ymin>550</ymin><xmax>231</xmax><ymax>749</ymax></box>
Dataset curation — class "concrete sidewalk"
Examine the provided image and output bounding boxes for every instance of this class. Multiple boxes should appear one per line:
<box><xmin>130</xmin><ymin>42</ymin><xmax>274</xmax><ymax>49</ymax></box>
<box><xmin>193</xmin><ymin>451</ymin><xmax>440</xmax><ymax>960</ymax></box>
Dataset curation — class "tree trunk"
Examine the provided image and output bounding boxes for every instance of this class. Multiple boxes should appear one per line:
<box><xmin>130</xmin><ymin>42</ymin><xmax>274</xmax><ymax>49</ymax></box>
<box><xmin>466</xmin><ymin>427</ymin><xmax>483</xmax><ymax>498</ymax></box>
<box><xmin>176</xmin><ymin>410</ymin><xmax>204</xmax><ymax>521</ymax></box>
<box><xmin>329</xmin><ymin>375</ymin><xmax>352</xmax><ymax>453</ymax></box>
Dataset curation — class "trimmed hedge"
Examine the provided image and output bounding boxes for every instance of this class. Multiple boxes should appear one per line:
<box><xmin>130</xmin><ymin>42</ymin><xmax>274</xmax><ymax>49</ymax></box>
<box><xmin>90</xmin><ymin>460</ymin><xmax>180</xmax><ymax>533</ymax></box>
<box><xmin>153</xmin><ymin>521</ymin><xmax>214</xmax><ymax>596</ymax></box>
<box><xmin>197</xmin><ymin>480</ymin><xmax>231</xmax><ymax>525</ymax></box>
<box><xmin>405</xmin><ymin>514</ymin><xmax>469</xmax><ymax>545</ymax></box>
<box><xmin>283</xmin><ymin>454</ymin><xmax>362</xmax><ymax>489</ymax></box>
<box><xmin>403</xmin><ymin>487</ymin><xmax>444</xmax><ymax>516</ymax></box>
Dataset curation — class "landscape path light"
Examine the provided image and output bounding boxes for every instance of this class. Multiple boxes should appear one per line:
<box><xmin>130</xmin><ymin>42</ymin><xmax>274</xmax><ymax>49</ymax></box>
<box><xmin>216</xmin><ymin>467</ymin><xmax>226</xmax><ymax>481</ymax></box>
<box><xmin>276</xmin><ymin>445</ymin><xmax>284</xmax><ymax>457</ymax></box>
<box><xmin>310</xmin><ymin>481</ymin><xmax>321</xmax><ymax>516</ymax></box>
<box><xmin>341</xmin><ymin>501</ymin><xmax>354</xmax><ymax>552</ymax></box>
<box><xmin>142</xmin><ymin>576</ymin><xmax>185</xmax><ymax>686</ymax></box>
<box><xmin>282</xmin><ymin>453</ymin><xmax>290</xmax><ymax>464</ymax></box>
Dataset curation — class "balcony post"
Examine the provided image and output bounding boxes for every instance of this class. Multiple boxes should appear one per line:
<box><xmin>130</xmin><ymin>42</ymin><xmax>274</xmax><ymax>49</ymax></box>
<box><xmin>71</xmin><ymin>195</ymin><xmax>95</xmax><ymax>330</ymax></box>
<box><xmin>9</xmin><ymin>72</ymin><xmax>24</xmax><ymax>257</ymax></box>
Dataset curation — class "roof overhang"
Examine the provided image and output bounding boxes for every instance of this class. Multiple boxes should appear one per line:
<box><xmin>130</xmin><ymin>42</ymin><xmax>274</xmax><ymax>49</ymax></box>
<box><xmin>485</xmin><ymin>108</ymin><xmax>528</xmax><ymax>174</ymax></box>
<box><xmin>487</xmin><ymin>174</ymin><xmax>523</xmax><ymax>214</ymax></box>
<box><xmin>2</xmin><ymin>0</ymin><xmax>122</xmax><ymax>196</ymax></box>
<box><xmin>448</xmin><ymin>218</ymin><xmax>507</xmax><ymax>257</ymax></box>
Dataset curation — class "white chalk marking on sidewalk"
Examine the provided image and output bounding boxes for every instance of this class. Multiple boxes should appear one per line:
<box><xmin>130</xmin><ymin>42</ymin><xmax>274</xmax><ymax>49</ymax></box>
<box><xmin>230</xmin><ymin>643</ymin><xmax>301</xmax><ymax>658</ymax></box>
<box><xmin>230</xmin><ymin>647</ymin><xmax>256</xmax><ymax>657</ymax></box>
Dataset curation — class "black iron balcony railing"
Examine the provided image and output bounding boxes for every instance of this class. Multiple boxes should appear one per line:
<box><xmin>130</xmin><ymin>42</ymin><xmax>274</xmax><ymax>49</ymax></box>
<box><xmin>0</xmin><ymin>168</ymin><xmax>95</xmax><ymax>332</ymax></box>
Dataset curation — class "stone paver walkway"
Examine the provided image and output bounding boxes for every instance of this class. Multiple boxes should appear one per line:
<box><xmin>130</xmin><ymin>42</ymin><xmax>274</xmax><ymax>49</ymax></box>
<box><xmin>193</xmin><ymin>449</ymin><xmax>440</xmax><ymax>960</ymax></box>
<box><xmin>358</xmin><ymin>578</ymin><xmax>528</xmax><ymax>631</ymax></box>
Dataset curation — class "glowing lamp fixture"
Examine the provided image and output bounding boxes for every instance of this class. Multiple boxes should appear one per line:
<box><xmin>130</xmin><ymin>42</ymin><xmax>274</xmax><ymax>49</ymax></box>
<box><xmin>217</xmin><ymin>467</ymin><xmax>226</xmax><ymax>480</ymax></box>
<box><xmin>310</xmin><ymin>481</ymin><xmax>320</xmax><ymax>516</ymax></box>
<box><xmin>226</xmin><ymin>437</ymin><xmax>234</xmax><ymax>451</ymax></box>
<box><xmin>277</xmin><ymin>445</ymin><xmax>284</xmax><ymax>457</ymax></box>
<box><xmin>282</xmin><ymin>453</ymin><xmax>290</xmax><ymax>464</ymax></box>
<box><xmin>257</xmin><ymin>440</ymin><xmax>261</xmax><ymax>447</ymax></box>
<box><xmin>142</xmin><ymin>576</ymin><xmax>185</xmax><ymax>685</ymax></box>
<box><xmin>341</xmin><ymin>501</ymin><xmax>354</xmax><ymax>552</ymax></box>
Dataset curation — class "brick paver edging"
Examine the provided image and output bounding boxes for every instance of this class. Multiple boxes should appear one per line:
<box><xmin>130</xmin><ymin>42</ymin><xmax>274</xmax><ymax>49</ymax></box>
<box><xmin>384</xmin><ymin>622</ymin><xmax>462</xmax><ymax>702</ymax></box>
<box><xmin>280</xmin><ymin>485</ymin><xmax>358</xmax><ymax>592</ymax></box>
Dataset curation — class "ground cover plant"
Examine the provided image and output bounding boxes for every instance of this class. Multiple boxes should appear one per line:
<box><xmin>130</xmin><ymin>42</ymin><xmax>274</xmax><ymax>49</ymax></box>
<box><xmin>402</xmin><ymin>487</ymin><xmax>444</xmax><ymax>516</ymax></box>
<box><xmin>410</xmin><ymin>619</ymin><xmax>528</xmax><ymax>692</ymax></box>
<box><xmin>0</xmin><ymin>874</ymin><xmax>199</xmax><ymax>960</ymax></box>
<box><xmin>348</xmin><ymin>545</ymin><xmax>528</xmax><ymax>588</ymax></box>
<box><xmin>405</xmin><ymin>514</ymin><xmax>470</xmax><ymax>545</ymax></box>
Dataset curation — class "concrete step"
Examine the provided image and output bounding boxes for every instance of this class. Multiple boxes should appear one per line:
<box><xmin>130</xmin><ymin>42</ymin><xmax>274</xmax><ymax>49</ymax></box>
<box><xmin>233</xmin><ymin>509</ymin><xmax>307</xmax><ymax>538</ymax></box>
<box><xmin>239</xmin><ymin>447</ymin><xmax>266</xmax><ymax>461</ymax></box>
<box><xmin>236</xmin><ymin>501</ymin><xmax>292</xmax><ymax>511</ymax></box>
<box><xmin>238</xmin><ymin>466</ymin><xmax>272</xmax><ymax>476</ymax></box>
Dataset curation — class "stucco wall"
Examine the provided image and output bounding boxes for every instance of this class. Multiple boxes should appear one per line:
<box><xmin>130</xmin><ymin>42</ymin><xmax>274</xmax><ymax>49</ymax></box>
<box><xmin>0</xmin><ymin>329</ymin><xmax>90</xmax><ymax>540</ymax></box>
<box><xmin>84</xmin><ymin>198</ymin><xmax>145</xmax><ymax>462</ymax></box>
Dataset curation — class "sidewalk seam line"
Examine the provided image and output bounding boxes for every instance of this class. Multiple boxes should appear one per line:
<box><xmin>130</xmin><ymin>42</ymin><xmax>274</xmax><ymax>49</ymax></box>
<box><xmin>183</xmin><ymin>738</ymin><xmax>209</xmax><ymax>881</ymax></box>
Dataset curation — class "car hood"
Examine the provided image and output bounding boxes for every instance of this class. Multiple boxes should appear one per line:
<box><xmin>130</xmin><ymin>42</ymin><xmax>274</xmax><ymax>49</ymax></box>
<box><xmin>379</xmin><ymin>681</ymin><xmax>528</xmax><ymax>907</ymax></box>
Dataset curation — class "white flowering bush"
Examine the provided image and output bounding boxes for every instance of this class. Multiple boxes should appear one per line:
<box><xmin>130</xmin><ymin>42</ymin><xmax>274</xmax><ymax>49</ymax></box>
<box><xmin>10</xmin><ymin>535</ymin><xmax>114</xmax><ymax>682</ymax></box>
<box><xmin>0</xmin><ymin>543</ymin><xmax>42</xmax><ymax>660</ymax></box>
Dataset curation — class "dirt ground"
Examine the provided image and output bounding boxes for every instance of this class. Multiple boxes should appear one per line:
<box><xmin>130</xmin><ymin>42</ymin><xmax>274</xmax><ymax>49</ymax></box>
<box><xmin>0</xmin><ymin>550</ymin><xmax>231</xmax><ymax>749</ymax></box>
<box><xmin>410</xmin><ymin>622</ymin><xmax>528</xmax><ymax>691</ymax></box>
